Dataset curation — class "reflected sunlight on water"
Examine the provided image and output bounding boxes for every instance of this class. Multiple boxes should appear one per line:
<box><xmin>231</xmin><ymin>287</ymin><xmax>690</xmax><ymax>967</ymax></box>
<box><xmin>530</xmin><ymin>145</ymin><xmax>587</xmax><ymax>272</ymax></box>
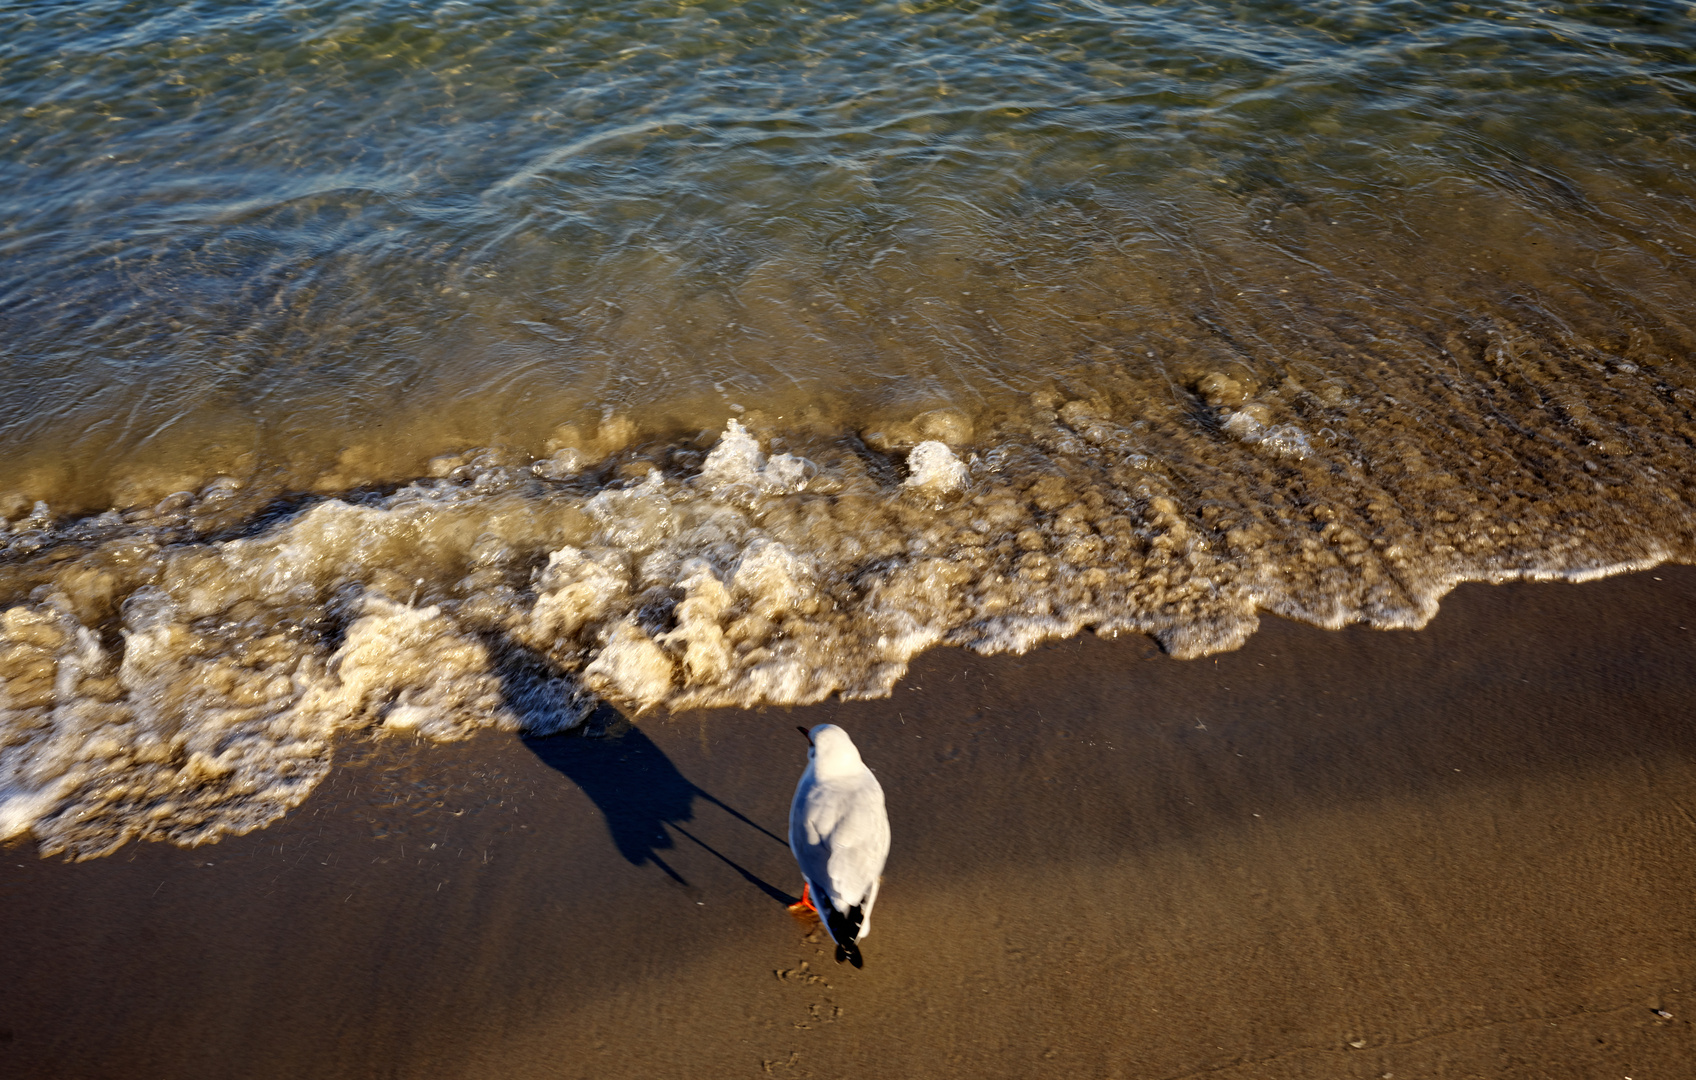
<box><xmin>3</xmin><ymin>0</ymin><xmax>1696</xmax><ymax>855</ymax></box>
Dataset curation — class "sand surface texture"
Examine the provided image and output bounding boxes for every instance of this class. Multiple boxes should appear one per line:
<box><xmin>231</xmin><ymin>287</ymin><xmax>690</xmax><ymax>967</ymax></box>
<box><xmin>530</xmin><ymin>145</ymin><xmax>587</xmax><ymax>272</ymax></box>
<box><xmin>4</xmin><ymin>569</ymin><xmax>1695</xmax><ymax>1078</ymax></box>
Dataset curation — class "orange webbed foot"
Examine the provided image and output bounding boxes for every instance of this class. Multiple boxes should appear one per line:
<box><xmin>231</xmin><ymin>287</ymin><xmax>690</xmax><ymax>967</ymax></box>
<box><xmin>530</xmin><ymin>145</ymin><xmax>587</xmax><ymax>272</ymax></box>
<box><xmin>787</xmin><ymin>881</ymin><xmax>819</xmax><ymax>922</ymax></box>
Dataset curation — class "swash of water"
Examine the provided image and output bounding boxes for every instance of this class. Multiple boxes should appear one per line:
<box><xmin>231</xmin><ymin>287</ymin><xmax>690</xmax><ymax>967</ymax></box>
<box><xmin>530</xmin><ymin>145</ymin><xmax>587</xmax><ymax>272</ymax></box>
<box><xmin>3</xmin><ymin>0</ymin><xmax>1696</xmax><ymax>857</ymax></box>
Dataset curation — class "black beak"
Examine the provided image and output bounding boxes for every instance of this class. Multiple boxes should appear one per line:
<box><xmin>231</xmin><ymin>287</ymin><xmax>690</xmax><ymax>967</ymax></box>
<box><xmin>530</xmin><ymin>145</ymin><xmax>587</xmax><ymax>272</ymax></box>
<box><xmin>796</xmin><ymin>725</ymin><xmax>812</xmax><ymax>744</ymax></box>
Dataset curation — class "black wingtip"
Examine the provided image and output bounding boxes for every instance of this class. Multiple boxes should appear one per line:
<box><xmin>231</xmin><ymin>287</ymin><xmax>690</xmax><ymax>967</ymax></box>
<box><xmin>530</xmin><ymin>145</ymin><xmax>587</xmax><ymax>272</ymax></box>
<box><xmin>823</xmin><ymin>902</ymin><xmax>865</xmax><ymax>949</ymax></box>
<box><xmin>823</xmin><ymin>902</ymin><xmax>866</xmax><ymax>967</ymax></box>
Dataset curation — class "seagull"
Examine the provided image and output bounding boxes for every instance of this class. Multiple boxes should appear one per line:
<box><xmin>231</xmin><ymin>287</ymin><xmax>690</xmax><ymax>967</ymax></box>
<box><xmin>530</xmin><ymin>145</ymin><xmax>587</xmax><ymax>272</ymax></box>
<box><xmin>788</xmin><ymin>723</ymin><xmax>890</xmax><ymax>968</ymax></box>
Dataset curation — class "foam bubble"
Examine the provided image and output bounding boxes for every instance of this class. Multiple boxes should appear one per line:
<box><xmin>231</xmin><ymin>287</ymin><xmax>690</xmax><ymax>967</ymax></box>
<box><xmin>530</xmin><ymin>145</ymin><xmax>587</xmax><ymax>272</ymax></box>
<box><xmin>532</xmin><ymin>447</ymin><xmax>587</xmax><ymax>479</ymax></box>
<box><xmin>1222</xmin><ymin>409</ymin><xmax>1311</xmax><ymax>460</ymax></box>
<box><xmin>700</xmin><ymin>420</ymin><xmax>762</xmax><ymax>488</ymax></box>
<box><xmin>904</xmin><ymin>441</ymin><xmax>970</xmax><ymax>493</ymax></box>
<box><xmin>330</xmin><ymin>597</ymin><xmax>505</xmax><ymax>740</ymax></box>
<box><xmin>698</xmin><ymin>420</ymin><xmax>813</xmax><ymax>495</ymax></box>
<box><xmin>584</xmin><ymin>618</ymin><xmax>675</xmax><ymax>708</ymax></box>
<box><xmin>657</xmin><ymin>560</ymin><xmax>734</xmax><ymax>685</ymax></box>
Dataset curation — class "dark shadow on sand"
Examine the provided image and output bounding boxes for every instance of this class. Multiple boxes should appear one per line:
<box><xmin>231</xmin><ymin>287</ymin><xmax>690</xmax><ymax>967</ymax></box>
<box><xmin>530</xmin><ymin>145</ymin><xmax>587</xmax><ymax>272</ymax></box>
<box><xmin>523</xmin><ymin>706</ymin><xmax>795</xmax><ymax>906</ymax></box>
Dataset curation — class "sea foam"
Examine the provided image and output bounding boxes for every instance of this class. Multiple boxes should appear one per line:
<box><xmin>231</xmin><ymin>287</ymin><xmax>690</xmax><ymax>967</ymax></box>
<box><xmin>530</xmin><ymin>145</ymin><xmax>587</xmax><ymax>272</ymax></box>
<box><xmin>4</xmin><ymin>354</ymin><xmax>1695</xmax><ymax>860</ymax></box>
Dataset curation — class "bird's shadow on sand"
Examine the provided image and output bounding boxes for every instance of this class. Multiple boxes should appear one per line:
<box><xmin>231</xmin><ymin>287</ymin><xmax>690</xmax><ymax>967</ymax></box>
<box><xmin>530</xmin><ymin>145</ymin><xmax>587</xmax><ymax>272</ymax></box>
<box><xmin>523</xmin><ymin>705</ymin><xmax>797</xmax><ymax>907</ymax></box>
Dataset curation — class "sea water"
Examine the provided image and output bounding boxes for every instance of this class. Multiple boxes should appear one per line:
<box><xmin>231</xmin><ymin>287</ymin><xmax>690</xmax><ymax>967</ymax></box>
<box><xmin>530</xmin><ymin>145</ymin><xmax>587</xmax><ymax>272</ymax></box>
<box><xmin>3</xmin><ymin>0</ymin><xmax>1695</xmax><ymax>856</ymax></box>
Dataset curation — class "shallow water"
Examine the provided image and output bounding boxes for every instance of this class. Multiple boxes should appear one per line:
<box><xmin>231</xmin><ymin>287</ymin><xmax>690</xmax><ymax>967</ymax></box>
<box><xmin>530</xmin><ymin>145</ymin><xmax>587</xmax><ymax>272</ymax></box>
<box><xmin>4</xmin><ymin>0</ymin><xmax>1696</xmax><ymax>856</ymax></box>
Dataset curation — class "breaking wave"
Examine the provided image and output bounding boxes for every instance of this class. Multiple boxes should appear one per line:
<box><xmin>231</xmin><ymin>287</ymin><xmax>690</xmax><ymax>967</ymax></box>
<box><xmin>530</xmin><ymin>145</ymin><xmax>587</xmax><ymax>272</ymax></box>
<box><xmin>6</xmin><ymin>0</ymin><xmax>1696</xmax><ymax>857</ymax></box>
<box><xmin>7</xmin><ymin>323</ymin><xmax>1696</xmax><ymax>858</ymax></box>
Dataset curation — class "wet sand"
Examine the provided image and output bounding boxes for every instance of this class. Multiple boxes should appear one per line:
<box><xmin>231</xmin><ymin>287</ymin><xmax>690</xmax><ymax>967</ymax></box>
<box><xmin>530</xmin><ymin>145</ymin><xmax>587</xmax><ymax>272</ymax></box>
<box><xmin>4</xmin><ymin>568</ymin><xmax>1696</xmax><ymax>1079</ymax></box>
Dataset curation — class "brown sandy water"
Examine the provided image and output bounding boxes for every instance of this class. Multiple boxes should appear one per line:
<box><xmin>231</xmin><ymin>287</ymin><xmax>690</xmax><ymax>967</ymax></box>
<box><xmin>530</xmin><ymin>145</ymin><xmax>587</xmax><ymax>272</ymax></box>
<box><xmin>3</xmin><ymin>569</ymin><xmax>1693</xmax><ymax>1078</ymax></box>
<box><xmin>7</xmin><ymin>0</ymin><xmax>1696</xmax><ymax>856</ymax></box>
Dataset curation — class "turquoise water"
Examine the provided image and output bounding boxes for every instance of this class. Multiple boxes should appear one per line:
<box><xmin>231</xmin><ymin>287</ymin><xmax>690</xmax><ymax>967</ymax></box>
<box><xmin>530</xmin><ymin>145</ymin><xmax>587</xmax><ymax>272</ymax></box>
<box><xmin>3</xmin><ymin>0</ymin><xmax>1696</xmax><ymax>856</ymax></box>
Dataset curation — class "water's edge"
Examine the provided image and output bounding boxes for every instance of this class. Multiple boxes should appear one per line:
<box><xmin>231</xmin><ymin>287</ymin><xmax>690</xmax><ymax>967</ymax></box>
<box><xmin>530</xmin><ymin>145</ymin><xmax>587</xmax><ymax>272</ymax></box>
<box><xmin>6</xmin><ymin>345</ymin><xmax>1695</xmax><ymax>859</ymax></box>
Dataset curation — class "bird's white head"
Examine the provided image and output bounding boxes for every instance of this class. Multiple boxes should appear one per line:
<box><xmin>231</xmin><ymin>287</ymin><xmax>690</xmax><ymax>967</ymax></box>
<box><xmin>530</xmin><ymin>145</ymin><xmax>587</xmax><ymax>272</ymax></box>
<box><xmin>803</xmin><ymin>723</ymin><xmax>866</xmax><ymax>777</ymax></box>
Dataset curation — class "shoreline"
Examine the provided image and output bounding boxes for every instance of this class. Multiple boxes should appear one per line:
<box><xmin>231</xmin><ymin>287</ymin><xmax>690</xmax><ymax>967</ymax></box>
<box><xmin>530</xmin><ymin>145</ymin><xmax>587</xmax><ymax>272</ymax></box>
<box><xmin>4</xmin><ymin>568</ymin><xmax>1696</xmax><ymax>1078</ymax></box>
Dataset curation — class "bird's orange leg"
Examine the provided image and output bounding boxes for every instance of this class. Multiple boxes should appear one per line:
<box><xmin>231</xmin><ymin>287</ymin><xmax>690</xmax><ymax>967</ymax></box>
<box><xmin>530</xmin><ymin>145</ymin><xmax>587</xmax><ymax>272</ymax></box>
<box><xmin>787</xmin><ymin>882</ymin><xmax>818</xmax><ymax>921</ymax></box>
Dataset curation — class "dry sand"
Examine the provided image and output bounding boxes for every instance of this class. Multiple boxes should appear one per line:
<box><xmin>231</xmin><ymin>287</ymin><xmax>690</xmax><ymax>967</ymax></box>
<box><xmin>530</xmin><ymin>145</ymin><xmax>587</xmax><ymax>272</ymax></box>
<box><xmin>3</xmin><ymin>568</ymin><xmax>1696</xmax><ymax>1079</ymax></box>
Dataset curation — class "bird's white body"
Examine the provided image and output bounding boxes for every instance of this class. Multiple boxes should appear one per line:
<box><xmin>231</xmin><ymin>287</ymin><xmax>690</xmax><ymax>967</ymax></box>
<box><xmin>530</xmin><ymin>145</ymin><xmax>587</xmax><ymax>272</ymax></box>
<box><xmin>789</xmin><ymin>724</ymin><xmax>889</xmax><ymax>964</ymax></box>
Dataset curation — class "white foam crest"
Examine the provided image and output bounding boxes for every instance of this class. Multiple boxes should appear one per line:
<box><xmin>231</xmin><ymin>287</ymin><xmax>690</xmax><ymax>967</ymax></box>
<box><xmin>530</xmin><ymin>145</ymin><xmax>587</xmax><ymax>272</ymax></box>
<box><xmin>699</xmin><ymin>419</ymin><xmax>764</xmax><ymax>488</ymax></box>
<box><xmin>583</xmin><ymin>618</ymin><xmax>674</xmax><ymax>708</ymax></box>
<box><xmin>1221</xmin><ymin>410</ymin><xmax>1311</xmax><ymax>460</ymax></box>
<box><xmin>587</xmin><ymin>472</ymin><xmax>676</xmax><ymax>551</ymax></box>
<box><xmin>3</xmin><ymin>382</ymin><xmax>1692</xmax><ymax>858</ymax></box>
<box><xmin>731</xmin><ymin>539</ymin><xmax>813</xmax><ymax>619</ymax></box>
<box><xmin>529</xmin><ymin>546</ymin><xmax>632</xmax><ymax>643</ymax></box>
<box><xmin>904</xmin><ymin>441</ymin><xmax>970</xmax><ymax>492</ymax></box>
<box><xmin>656</xmin><ymin>560</ymin><xmax>734</xmax><ymax>686</ymax></box>
<box><xmin>698</xmin><ymin>419</ymin><xmax>812</xmax><ymax>494</ymax></box>
<box><xmin>0</xmin><ymin>596</ymin><xmax>341</xmax><ymax>859</ymax></box>
<box><xmin>327</xmin><ymin>597</ymin><xmax>506</xmax><ymax>739</ymax></box>
<box><xmin>532</xmin><ymin>446</ymin><xmax>587</xmax><ymax>479</ymax></box>
<box><xmin>0</xmin><ymin>607</ymin><xmax>106</xmax><ymax>844</ymax></box>
<box><xmin>0</xmin><ymin>582</ymin><xmax>578</xmax><ymax>857</ymax></box>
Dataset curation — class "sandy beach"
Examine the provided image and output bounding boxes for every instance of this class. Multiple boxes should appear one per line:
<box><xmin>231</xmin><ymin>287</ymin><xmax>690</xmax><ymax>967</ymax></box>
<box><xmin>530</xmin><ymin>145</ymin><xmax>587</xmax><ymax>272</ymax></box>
<box><xmin>4</xmin><ymin>568</ymin><xmax>1695</xmax><ymax>1079</ymax></box>
<box><xmin>8</xmin><ymin>4</ymin><xmax>1696</xmax><ymax>1078</ymax></box>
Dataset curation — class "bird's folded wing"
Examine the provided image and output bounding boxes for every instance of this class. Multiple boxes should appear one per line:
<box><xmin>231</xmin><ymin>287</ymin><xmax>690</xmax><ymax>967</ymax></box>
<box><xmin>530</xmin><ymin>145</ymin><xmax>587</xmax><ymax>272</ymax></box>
<box><xmin>796</xmin><ymin>780</ymin><xmax>889</xmax><ymax>908</ymax></box>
